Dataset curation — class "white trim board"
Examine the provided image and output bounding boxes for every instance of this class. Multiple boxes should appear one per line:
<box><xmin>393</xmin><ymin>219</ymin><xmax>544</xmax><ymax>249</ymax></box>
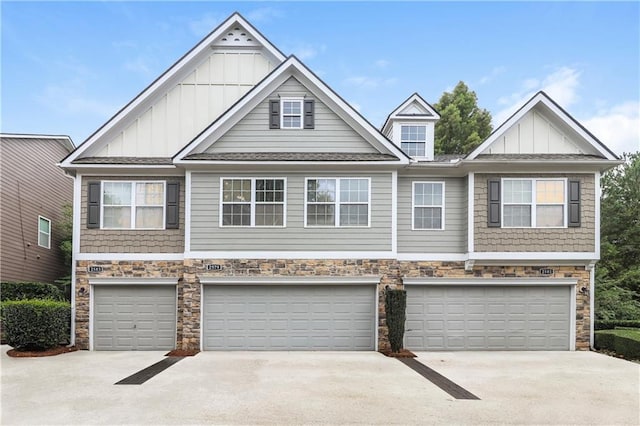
<box><xmin>77</xmin><ymin>253</ymin><xmax>184</xmax><ymax>261</ymax></box>
<box><xmin>199</xmin><ymin>276</ymin><xmax>381</xmax><ymax>285</ymax></box>
<box><xmin>185</xmin><ymin>251</ymin><xmax>396</xmax><ymax>259</ymax></box>
<box><xmin>89</xmin><ymin>277</ymin><xmax>179</xmax><ymax>286</ymax></box>
<box><xmin>403</xmin><ymin>277</ymin><xmax>578</xmax><ymax>286</ymax></box>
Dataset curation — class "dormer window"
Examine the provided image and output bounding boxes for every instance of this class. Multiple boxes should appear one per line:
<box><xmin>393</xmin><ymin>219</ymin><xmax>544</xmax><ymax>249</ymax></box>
<box><xmin>401</xmin><ymin>125</ymin><xmax>427</xmax><ymax>157</ymax></box>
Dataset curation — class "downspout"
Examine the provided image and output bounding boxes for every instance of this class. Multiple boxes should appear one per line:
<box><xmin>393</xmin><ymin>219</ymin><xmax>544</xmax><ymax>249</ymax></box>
<box><xmin>66</xmin><ymin>171</ymin><xmax>80</xmax><ymax>347</ymax></box>
<box><xmin>590</xmin><ymin>265</ymin><xmax>595</xmax><ymax>350</ymax></box>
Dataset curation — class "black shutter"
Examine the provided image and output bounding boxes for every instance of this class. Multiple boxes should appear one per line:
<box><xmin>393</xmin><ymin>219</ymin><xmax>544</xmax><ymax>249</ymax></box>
<box><xmin>304</xmin><ymin>99</ymin><xmax>315</xmax><ymax>129</ymax></box>
<box><xmin>269</xmin><ymin>100</ymin><xmax>280</xmax><ymax>129</ymax></box>
<box><xmin>568</xmin><ymin>180</ymin><xmax>581</xmax><ymax>227</ymax></box>
<box><xmin>166</xmin><ymin>182</ymin><xmax>180</xmax><ymax>229</ymax></box>
<box><xmin>487</xmin><ymin>179</ymin><xmax>501</xmax><ymax>227</ymax></box>
<box><xmin>87</xmin><ymin>182</ymin><xmax>101</xmax><ymax>229</ymax></box>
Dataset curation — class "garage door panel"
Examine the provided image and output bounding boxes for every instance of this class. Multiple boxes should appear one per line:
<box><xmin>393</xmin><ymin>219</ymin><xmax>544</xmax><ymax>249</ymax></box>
<box><xmin>203</xmin><ymin>285</ymin><xmax>375</xmax><ymax>350</ymax></box>
<box><xmin>93</xmin><ymin>286</ymin><xmax>176</xmax><ymax>351</ymax></box>
<box><xmin>405</xmin><ymin>285</ymin><xmax>571</xmax><ymax>351</ymax></box>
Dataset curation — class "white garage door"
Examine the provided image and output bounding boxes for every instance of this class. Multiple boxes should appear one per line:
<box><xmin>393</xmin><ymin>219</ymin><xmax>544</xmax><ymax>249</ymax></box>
<box><xmin>93</xmin><ymin>285</ymin><xmax>176</xmax><ymax>350</ymax></box>
<box><xmin>405</xmin><ymin>285</ymin><xmax>572</xmax><ymax>351</ymax></box>
<box><xmin>203</xmin><ymin>285</ymin><xmax>376</xmax><ymax>350</ymax></box>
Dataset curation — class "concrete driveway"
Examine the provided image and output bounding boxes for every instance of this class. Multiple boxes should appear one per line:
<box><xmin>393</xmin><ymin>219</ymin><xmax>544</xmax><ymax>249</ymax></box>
<box><xmin>1</xmin><ymin>346</ymin><xmax>638</xmax><ymax>425</ymax></box>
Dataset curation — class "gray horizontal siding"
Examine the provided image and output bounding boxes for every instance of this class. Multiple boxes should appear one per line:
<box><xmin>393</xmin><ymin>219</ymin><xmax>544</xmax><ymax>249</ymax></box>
<box><xmin>207</xmin><ymin>77</ymin><xmax>378</xmax><ymax>154</ymax></box>
<box><xmin>190</xmin><ymin>172</ymin><xmax>392</xmax><ymax>251</ymax></box>
<box><xmin>397</xmin><ymin>176</ymin><xmax>467</xmax><ymax>253</ymax></box>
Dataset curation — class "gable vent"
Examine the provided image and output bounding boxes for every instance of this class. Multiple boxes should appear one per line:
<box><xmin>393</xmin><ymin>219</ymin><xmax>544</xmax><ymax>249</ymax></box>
<box><xmin>212</xmin><ymin>24</ymin><xmax>261</xmax><ymax>47</ymax></box>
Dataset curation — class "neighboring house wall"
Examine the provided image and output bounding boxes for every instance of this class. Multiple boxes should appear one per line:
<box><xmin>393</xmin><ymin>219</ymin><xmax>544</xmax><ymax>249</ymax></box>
<box><xmin>0</xmin><ymin>136</ymin><xmax>73</xmax><ymax>283</ymax></box>
<box><xmin>190</xmin><ymin>172</ymin><xmax>392</xmax><ymax>252</ymax></box>
<box><xmin>94</xmin><ymin>51</ymin><xmax>275</xmax><ymax>157</ymax></box>
<box><xmin>474</xmin><ymin>173</ymin><xmax>596</xmax><ymax>252</ymax></box>
<box><xmin>397</xmin><ymin>176</ymin><xmax>467</xmax><ymax>253</ymax></box>
<box><xmin>207</xmin><ymin>77</ymin><xmax>379</xmax><ymax>154</ymax></box>
<box><xmin>79</xmin><ymin>176</ymin><xmax>185</xmax><ymax>253</ymax></box>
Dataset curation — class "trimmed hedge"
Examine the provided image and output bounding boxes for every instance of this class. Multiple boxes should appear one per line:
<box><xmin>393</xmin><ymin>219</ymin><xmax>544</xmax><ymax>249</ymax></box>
<box><xmin>595</xmin><ymin>329</ymin><xmax>640</xmax><ymax>360</ymax></box>
<box><xmin>0</xmin><ymin>281</ymin><xmax>64</xmax><ymax>302</ymax></box>
<box><xmin>1</xmin><ymin>299</ymin><xmax>71</xmax><ymax>350</ymax></box>
<box><xmin>385</xmin><ymin>288</ymin><xmax>407</xmax><ymax>353</ymax></box>
<box><xmin>594</xmin><ymin>320</ymin><xmax>640</xmax><ymax>330</ymax></box>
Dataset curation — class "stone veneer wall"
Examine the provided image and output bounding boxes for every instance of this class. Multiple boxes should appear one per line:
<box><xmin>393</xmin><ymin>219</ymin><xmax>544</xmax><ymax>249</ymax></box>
<box><xmin>474</xmin><ymin>173</ymin><xmax>596</xmax><ymax>252</ymax></box>
<box><xmin>75</xmin><ymin>259</ymin><xmax>591</xmax><ymax>351</ymax></box>
<box><xmin>79</xmin><ymin>176</ymin><xmax>185</xmax><ymax>253</ymax></box>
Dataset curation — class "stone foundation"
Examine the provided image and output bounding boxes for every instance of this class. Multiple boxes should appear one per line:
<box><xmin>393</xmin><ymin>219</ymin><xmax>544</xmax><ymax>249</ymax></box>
<box><xmin>75</xmin><ymin>259</ymin><xmax>591</xmax><ymax>351</ymax></box>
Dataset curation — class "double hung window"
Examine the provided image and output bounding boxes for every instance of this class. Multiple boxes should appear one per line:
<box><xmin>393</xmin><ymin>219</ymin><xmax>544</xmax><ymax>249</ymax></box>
<box><xmin>413</xmin><ymin>182</ymin><xmax>444</xmax><ymax>230</ymax></box>
<box><xmin>38</xmin><ymin>216</ymin><xmax>51</xmax><ymax>248</ymax></box>
<box><xmin>306</xmin><ymin>178</ymin><xmax>370</xmax><ymax>227</ymax></box>
<box><xmin>281</xmin><ymin>99</ymin><xmax>303</xmax><ymax>129</ymax></box>
<box><xmin>502</xmin><ymin>178</ymin><xmax>566</xmax><ymax>228</ymax></box>
<box><xmin>102</xmin><ymin>181</ymin><xmax>165</xmax><ymax>229</ymax></box>
<box><xmin>221</xmin><ymin>178</ymin><xmax>285</xmax><ymax>227</ymax></box>
<box><xmin>400</xmin><ymin>125</ymin><xmax>427</xmax><ymax>157</ymax></box>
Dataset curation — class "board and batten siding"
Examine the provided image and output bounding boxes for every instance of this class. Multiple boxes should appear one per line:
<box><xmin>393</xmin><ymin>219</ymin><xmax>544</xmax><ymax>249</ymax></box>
<box><xmin>79</xmin><ymin>176</ymin><xmax>185</xmax><ymax>253</ymax></box>
<box><xmin>190</xmin><ymin>172</ymin><xmax>392</xmax><ymax>251</ymax></box>
<box><xmin>95</xmin><ymin>51</ymin><xmax>275</xmax><ymax>157</ymax></box>
<box><xmin>0</xmin><ymin>137</ymin><xmax>73</xmax><ymax>283</ymax></box>
<box><xmin>397</xmin><ymin>177</ymin><xmax>467</xmax><ymax>253</ymax></box>
<box><xmin>206</xmin><ymin>77</ymin><xmax>379</xmax><ymax>154</ymax></box>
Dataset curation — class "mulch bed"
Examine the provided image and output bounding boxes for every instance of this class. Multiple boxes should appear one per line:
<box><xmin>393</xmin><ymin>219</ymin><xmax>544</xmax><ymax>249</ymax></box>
<box><xmin>381</xmin><ymin>349</ymin><xmax>417</xmax><ymax>358</ymax></box>
<box><xmin>7</xmin><ymin>346</ymin><xmax>78</xmax><ymax>358</ymax></box>
<box><xmin>165</xmin><ymin>349</ymin><xmax>200</xmax><ymax>357</ymax></box>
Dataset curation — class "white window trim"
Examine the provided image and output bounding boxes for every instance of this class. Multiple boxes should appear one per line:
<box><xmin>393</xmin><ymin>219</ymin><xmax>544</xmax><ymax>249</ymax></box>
<box><xmin>280</xmin><ymin>98</ymin><xmax>304</xmax><ymax>129</ymax></box>
<box><xmin>501</xmin><ymin>177</ymin><xmax>568</xmax><ymax>229</ymax></box>
<box><xmin>37</xmin><ymin>216</ymin><xmax>51</xmax><ymax>249</ymax></box>
<box><xmin>411</xmin><ymin>181</ymin><xmax>445</xmax><ymax>231</ymax></box>
<box><xmin>100</xmin><ymin>181</ymin><xmax>166</xmax><ymax>230</ymax></box>
<box><xmin>219</xmin><ymin>177</ymin><xmax>287</xmax><ymax>228</ymax></box>
<box><xmin>304</xmin><ymin>177</ymin><xmax>372</xmax><ymax>228</ymax></box>
<box><xmin>400</xmin><ymin>124</ymin><xmax>428</xmax><ymax>159</ymax></box>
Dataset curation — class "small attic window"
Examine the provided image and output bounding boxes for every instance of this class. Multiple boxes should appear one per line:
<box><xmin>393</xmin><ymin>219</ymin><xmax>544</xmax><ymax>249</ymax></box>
<box><xmin>401</xmin><ymin>125</ymin><xmax>427</xmax><ymax>157</ymax></box>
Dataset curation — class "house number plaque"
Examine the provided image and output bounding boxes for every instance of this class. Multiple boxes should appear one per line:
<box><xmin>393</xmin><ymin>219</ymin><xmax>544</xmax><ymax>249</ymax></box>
<box><xmin>87</xmin><ymin>266</ymin><xmax>103</xmax><ymax>273</ymax></box>
<box><xmin>206</xmin><ymin>264</ymin><xmax>223</xmax><ymax>271</ymax></box>
<box><xmin>539</xmin><ymin>268</ymin><xmax>554</xmax><ymax>276</ymax></box>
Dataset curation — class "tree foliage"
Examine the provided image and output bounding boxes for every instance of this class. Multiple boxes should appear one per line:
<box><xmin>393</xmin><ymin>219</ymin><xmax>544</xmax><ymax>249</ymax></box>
<box><xmin>58</xmin><ymin>203</ymin><xmax>73</xmax><ymax>268</ymax></box>
<box><xmin>596</xmin><ymin>152</ymin><xmax>640</xmax><ymax>320</ymax></box>
<box><xmin>434</xmin><ymin>81</ymin><xmax>493</xmax><ymax>155</ymax></box>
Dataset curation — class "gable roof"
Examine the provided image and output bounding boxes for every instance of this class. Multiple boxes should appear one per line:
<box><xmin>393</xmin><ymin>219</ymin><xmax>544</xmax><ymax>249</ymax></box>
<box><xmin>1</xmin><ymin>133</ymin><xmax>75</xmax><ymax>153</ymax></box>
<box><xmin>466</xmin><ymin>91</ymin><xmax>619</xmax><ymax>161</ymax></box>
<box><xmin>60</xmin><ymin>12</ymin><xmax>286</xmax><ymax>168</ymax></box>
<box><xmin>174</xmin><ymin>55</ymin><xmax>410</xmax><ymax>164</ymax></box>
<box><xmin>381</xmin><ymin>92</ymin><xmax>440</xmax><ymax>134</ymax></box>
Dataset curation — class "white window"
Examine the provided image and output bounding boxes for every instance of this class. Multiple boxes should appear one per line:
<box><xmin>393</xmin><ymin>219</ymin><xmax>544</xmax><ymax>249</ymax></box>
<box><xmin>102</xmin><ymin>181</ymin><xmax>165</xmax><ymax>229</ymax></box>
<box><xmin>412</xmin><ymin>182</ymin><xmax>445</xmax><ymax>230</ymax></box>
<box><xmin>221</xmin><ymin>178</ymin><xmax>286</xmax><ymax>227</ymax></box>
<box><xmin>502</xmin><ymin>178</ymin><xmax>566</xmax><ymax>228</ymax></box>
<box><xmin>38</xmin><ymin>216</ymin><xmax>51</xmax><ymax>248</ymax></box>
<box><xmin>281</xmin><ymin>98</ymin><xmax>303</xmax><ymax>129</ymax></box>
<box><xmin>401</xmin><ymin>125</ymin><xmax>427</xmax><ymax>157</ymax></box>
<box><xmin>305</xmin><ymin>178</ymin><xmax>370</xmax><ymax>227</ymax></box>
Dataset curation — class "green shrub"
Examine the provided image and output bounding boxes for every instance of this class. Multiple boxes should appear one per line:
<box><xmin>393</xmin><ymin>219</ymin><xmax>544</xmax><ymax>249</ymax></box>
<box><xmin>595</xmin><ymin>328</ymin><xmax>640</xmax><ymax>360</ymax></box>
<box><xmin>594</xmin><ymin>320</ymin><xmax>640</xmax><ymax>330</ymax></box>
<box><xmin>1</xmin><ymin>299</ymin><xmax>70</xmax><ymax>350</ymax></box>
<box><xmin>385</xmin><ymin>288</ymin><xmax>407</xmax><ymax>353</ymax></box>
<box><xmin>0</xmin><ymin>281</ymin><xmax>64</xmax><ymax>302</ymax></box>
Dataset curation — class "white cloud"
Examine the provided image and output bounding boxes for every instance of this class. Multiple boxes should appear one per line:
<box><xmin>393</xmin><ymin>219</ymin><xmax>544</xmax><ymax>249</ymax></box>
<box><xmin>375</xmin><ymin>59</ymin><xmax>390</xmax><ymax>68</ymax></box>
<box><xmin>344</xmin><ymin>76</ymin><xmax>397</xmax><ymax>89</ymax></box>
<box><xmin>495</xmin><ymin>66</ymin><xmax>581</xmax><ymax>124</ymax></box>
<box><xmin>37</xmin><ymin>82</ymin><xmax>116</xmax><ymax>118</ymax></box>
<box><xmin>188</xmin><ymin>13</ymin><xmax>227</xmax><ymax>37</ymax></box>
<box><xmin>582</xmin><ymin>102</ymin><xmax>640</xmax><ymax>155</ymax></box>
<box><xmin>291</xmin><ymin>43</ymin><xmax>326</xmax><ymax>61</ymax></box>
<box><xmin>123</xmin><ymin>57</ymin><xmax>153</xmax><ymax>77</ymax></box>
<box><xmin>478</xmin><ymin>66</ymin><xmax>506</xmax><ymax>85</ymax></box>
<box><xmin>246</xmin><ymin>7</ymin><xmax>283</xmax><ymax>23</ymax></box>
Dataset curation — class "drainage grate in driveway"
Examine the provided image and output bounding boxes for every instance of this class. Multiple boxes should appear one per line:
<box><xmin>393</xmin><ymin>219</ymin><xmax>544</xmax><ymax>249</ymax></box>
<box><xmin>115</xmin><ymin>357</ymin><xmax>184</xmax><ymax>385</ymax></box>
<box><xmin>398</xmin><ymin>358</ymin><xmax>480</xmax><ymax>400</ymax></box>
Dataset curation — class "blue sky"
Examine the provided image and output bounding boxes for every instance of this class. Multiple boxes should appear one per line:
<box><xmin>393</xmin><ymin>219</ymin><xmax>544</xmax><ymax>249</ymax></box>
<box><xmin>2</xmin><ymin>1</ymin><xmax>639</xmax><ymax>155</ymax></box>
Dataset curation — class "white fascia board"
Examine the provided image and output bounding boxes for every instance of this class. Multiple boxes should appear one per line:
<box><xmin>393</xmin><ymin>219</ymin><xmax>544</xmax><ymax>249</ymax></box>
<box><xmin>2</xmin><ymin>133</ymin><xmax>75</xmax><ymax>151</ymax></box>
<box><xmin>396</xmin><ymin>253</ymin><xmax>467</xmax><ymax>262</ymax></box>
<box><xmin>61</xmin><ymin>13</ymin><xmax>285</xmax><ymax>167</ymax></box>
<box><xmin>403</xmin><ymin>277</ymin><xmax>578</xmax><ymax>286</ymax></box>
<box><xmin>469</xmin><ymin>251</ymin><xmax>598</xmax><ymax>262</ymax></box>
<box><xmin>176</xmin><ymin>160</ymin><xmax>406</xmax><ymax>167</ymax></box>
<box><xmin>76</xmin><ymin>253</ymin><xmax>184</xmax><ymax>261</ymax></box>
<box><xmin>89</xmin><ymin>277</ymin><xmax>179</xmax><ymax>285</ymax></box>
<box><xmin>199</xmin><ymin>276</ymin><xmax>381</xmax><ymax>285</ymax></box>
<box><xmin>175</xmin><ymin>57</ymin><xmax>409</xmax><ymax>164</ymax></box>
<box><xmin>185</xmin><ymin>251</ymin><xmax>396</xmax><ymax>259</ymax></box>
